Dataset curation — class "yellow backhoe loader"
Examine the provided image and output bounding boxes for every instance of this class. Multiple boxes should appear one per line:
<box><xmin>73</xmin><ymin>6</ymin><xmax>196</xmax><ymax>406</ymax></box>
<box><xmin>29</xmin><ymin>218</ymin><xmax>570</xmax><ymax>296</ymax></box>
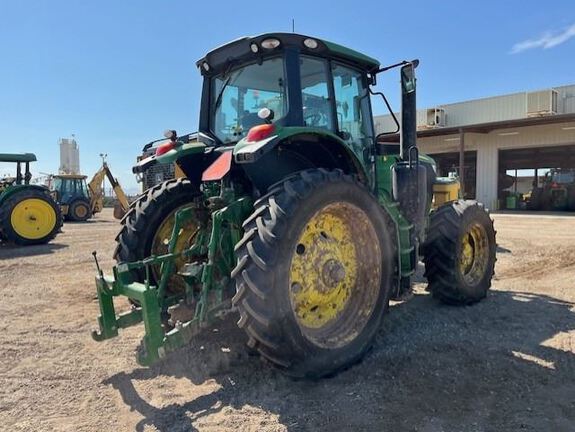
<box><xmin>52</xmin><ymin>162</ymin><xmax>129</xmax><ymax>221</ymax></box>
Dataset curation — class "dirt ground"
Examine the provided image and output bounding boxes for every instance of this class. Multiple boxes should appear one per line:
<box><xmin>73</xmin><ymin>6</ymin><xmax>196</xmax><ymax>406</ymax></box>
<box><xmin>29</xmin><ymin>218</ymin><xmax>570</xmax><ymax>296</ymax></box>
<box><xmin>1</xmin><ymin>209</ymin><xmax>574</xmax><ymax>432</ymax></box>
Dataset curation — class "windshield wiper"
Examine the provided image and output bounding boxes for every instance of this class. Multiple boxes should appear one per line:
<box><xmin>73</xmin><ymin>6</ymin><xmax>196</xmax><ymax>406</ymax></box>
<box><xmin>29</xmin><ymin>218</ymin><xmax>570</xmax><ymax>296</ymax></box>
<box><xmin>213</xmin><ymin>67</ymin><xmax>244</xmax><ymax>112</ymax></box>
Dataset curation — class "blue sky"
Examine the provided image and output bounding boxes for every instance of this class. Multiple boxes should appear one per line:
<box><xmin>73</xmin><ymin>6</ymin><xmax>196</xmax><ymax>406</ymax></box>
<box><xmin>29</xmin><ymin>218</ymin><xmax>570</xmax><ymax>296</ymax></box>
<box><xmin>0</xmin><ymin>0</ymin><xmax>574</xmax><ymax>192</ymax></box>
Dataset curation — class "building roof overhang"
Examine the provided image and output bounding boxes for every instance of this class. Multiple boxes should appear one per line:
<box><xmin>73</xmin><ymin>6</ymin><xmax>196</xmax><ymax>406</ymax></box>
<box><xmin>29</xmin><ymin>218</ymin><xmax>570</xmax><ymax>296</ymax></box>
<box><xmin>380</xmin><ymin>113</ymin><xmax>575</xmax><ymax>143</ymax></box>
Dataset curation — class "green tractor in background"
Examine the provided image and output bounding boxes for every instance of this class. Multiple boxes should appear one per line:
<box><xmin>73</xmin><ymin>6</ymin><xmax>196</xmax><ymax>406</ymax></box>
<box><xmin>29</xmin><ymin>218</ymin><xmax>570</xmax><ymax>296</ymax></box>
<box><xmin>0</xmin><ymin>153</ymin><xmax>63</xmax><ymax>245</ymax></box>
<box><xmin>92</xmin><ymin>33</ymin><xmax>496</xmax><ymax>378</ymax></box>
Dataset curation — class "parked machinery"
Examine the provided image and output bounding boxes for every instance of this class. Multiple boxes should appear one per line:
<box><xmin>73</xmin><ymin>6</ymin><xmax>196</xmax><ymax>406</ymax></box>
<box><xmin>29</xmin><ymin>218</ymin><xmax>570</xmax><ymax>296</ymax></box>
<box><xmin>91</xmin><ymin>33</ymin><xmax>496</xmax><ymax>378</ymax></box>
<box><xmin>52</xmin><ymin>162</ymin><xmax>130</xmax><ymax>221</ymax></box>
<box><xmin>528</xmin><ymin>168</ymin><xmax>575</xmax><ymax>211</ymax></box>
<box><xmin>0</xmin><ymin>153</ymin><xmax>62</xmax><ymax>245</ymax></box>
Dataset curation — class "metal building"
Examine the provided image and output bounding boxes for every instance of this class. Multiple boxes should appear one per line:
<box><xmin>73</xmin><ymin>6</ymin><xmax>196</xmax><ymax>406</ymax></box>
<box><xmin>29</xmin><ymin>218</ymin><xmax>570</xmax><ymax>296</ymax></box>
<box><xmin>375</xmin><ymin>84</ymin><xmax>575</xmax><ymax>209</ymax></box>
<box><xmin>59</xmin><ymin>137</ymin><xmax>80</xmax><ymax>175</ymax></box>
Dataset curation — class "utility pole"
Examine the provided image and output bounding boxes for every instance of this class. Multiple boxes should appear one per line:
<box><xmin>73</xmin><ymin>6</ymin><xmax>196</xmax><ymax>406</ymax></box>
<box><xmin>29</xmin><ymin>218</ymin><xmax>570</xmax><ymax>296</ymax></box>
<box><xmin>99</xmin><ymin>153</ymin><xmax>107</xmax><ymax>197</ymax></box>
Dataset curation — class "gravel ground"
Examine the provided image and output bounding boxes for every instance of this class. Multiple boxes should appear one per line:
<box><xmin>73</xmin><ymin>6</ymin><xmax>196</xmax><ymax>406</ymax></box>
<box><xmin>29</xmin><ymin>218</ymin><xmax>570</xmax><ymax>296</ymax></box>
<box><xmin>0</xmin><ymin>209</ymin><xmax>574</xmax><ymax>431</ymax></box>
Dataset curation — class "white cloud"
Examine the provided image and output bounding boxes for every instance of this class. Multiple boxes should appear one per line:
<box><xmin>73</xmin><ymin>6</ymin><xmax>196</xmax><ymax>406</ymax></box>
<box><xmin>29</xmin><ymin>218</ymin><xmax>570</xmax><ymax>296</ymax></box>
<box><xmin>511</xmin><ymin>23</ymin><xmax>575</xmax><ymax>54</ymax></box>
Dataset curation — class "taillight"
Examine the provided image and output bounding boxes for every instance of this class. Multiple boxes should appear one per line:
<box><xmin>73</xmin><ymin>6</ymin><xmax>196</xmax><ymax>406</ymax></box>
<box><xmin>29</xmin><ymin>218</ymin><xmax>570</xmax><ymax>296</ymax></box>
<box><xmin>156</xmin><ymin>141</ymin><xmax>176</xmax><ymax>156</ymax></box>
<box><xmin>246</xmin><ymin>124</ymin><xmax>275</xmax><ymax>142</ymax></box>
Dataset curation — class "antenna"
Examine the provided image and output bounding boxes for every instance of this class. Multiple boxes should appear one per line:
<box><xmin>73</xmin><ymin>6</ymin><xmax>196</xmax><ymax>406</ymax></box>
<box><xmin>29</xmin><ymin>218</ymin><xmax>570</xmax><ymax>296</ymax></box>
<box><xmin>292</xmin><ymin>18</ymin><xmax>295</xmax><ymax>33</ymax></box>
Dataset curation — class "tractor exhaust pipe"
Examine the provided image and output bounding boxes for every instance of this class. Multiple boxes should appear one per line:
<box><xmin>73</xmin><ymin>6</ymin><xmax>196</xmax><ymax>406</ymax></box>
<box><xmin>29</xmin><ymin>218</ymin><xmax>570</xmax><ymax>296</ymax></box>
<box><xmin>400</xmin><ymin>60</ymin><xmax>419</xmax><ymax>161</ymax></box>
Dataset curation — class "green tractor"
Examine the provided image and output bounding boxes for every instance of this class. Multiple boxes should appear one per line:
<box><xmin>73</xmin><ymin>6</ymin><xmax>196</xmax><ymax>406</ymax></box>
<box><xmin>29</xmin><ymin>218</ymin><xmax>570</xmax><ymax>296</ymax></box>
<box><xmin>0</xmin><ymin>153</ymin><xmax>63</xmax><ymax>245</ymax></box>
<box><xmin>92</xmin><ymin>33</ymin><xmax>496</xmax><ymax>378</ymax></box>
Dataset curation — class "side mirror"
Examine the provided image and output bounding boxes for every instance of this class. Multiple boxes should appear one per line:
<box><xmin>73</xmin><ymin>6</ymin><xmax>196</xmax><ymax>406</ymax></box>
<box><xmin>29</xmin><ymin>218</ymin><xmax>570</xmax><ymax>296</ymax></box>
<box><xmin>400</xmin><ymin>61</ymin><xmax>418</xmax><ymax>94</ymax></box>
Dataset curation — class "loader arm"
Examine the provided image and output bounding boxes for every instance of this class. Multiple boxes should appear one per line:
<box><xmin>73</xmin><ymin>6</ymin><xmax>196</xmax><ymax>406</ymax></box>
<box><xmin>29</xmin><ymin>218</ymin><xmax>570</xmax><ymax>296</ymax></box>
<box><xmin>87</xmin><ymin>163</ymin><xmax>130</xmax><ymax>217</ymax></box>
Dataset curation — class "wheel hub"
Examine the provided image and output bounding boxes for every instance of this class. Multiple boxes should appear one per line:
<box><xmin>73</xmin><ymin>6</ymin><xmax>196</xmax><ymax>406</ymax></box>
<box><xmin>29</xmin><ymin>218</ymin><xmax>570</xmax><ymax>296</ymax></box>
<box><xmin>459</xmin><ymin>223</ymin><xmax>489</xmax><ymax>286</ymax></box>
<box><xmin>151</xmin><ymin>205</ymin><xmax>200</xmax><ymax>293</ymax></box>
<box><xmin>288</xmin><ymin>201</ymin><xmax>382</xmax><ymax>349</ymax></box>
<box><xmin>321</xmin><ymin>259</ymin><xmax>346</xmax><ymax>289</ymax></box>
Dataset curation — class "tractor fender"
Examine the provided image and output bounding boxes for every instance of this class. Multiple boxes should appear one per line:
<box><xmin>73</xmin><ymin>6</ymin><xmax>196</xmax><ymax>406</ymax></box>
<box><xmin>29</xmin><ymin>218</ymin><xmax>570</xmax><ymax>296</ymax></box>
<box><xmin>233</xmin><ymin>127</ymin><xmax>368</xmax><ymax>191</ymax></box>
<box><xmin>0</xmin><ymin>184</ymin><xmax>51</xmax><ymax>206</ymax></box>
<box><xmin>133</xmin><ymin>136</ymin><xmax>220</xmax><ymax>190</ymax></box>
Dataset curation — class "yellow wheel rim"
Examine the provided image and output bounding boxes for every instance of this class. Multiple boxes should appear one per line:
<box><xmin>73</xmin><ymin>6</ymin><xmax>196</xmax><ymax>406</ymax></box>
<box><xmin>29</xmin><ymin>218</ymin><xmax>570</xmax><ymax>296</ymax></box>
<box><xmin>74</xmin><ymin>203</ymin><xmax>88</xmax><ymax>219</ymax></box>
<box><xmin>459</xmin><ymin>223</ymin><xmax>489</xmax><ymax>286</ymax></box>
<box><xmin>10</xmin><ymin>198</ymin><xmax>56</xmax><ymax>240</ymax></box>
<box><xmin>151</xmin><ymin>205</ymin><xmax>199</xmax><ymax>293</ymax></box>
<box><xmin>289</xmin><ymin>202</ymin><xmax>382</xmax><ymax>348</ymax></box>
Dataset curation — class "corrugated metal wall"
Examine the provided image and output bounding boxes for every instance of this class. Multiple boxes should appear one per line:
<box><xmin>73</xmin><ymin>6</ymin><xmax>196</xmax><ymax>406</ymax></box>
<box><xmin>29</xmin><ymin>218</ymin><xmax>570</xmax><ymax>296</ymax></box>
<box><xmin>373</xmin><ymin>84</ymin><xmax>575</xmax><ymax>133</ymax></box>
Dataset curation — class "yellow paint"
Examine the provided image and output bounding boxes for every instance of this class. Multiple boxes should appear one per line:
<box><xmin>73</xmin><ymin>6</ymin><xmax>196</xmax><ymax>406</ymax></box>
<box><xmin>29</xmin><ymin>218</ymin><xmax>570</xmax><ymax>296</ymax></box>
<box><xmin>74</xmin><ymin>203</ymin><xmax>88</xmax><ymax>218</ymax></box>
<box><xmin>432</xmin><ymin>180</ymin><xmax>460</xmax><ymax>208</ymax></box>
<box><xmin>10</xmin><ymin>198</ymin><xmax>56</xmax><ymax>240</ymax></box>
<box><xmin>151</xmin><ymin>205</ymin><xmax>199</xmax><ymax>293</ymax></box>
<box><xmin>459</xmin><ymin>222</ymin><xmax>489</xmax><ymax>285</ymax></box>
<box><xmin>174</xmin><ymin>164</ymin><xmax>186</xmax><ymax>179</ymax></box>
<box><xmin>289</xmin><ymin>204</ymin><xmax>358</xmax><ymax>329</ymax></box>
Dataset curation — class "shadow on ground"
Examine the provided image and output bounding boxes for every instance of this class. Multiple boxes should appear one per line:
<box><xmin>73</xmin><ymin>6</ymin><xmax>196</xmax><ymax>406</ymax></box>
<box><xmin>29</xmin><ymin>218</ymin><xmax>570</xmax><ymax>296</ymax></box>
<box><xmin>105</xmin><ymin>290</ymin><xmax>575</xmax><ymax>431</ymax></box>
<box><xmin>0</xmin><ymin>242</ymin><xmax>68</xmax><ymax>258</ymax></box>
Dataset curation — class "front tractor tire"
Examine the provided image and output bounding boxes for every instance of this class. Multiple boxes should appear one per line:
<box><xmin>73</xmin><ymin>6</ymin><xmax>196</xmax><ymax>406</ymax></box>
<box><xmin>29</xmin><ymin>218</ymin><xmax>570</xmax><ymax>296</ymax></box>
<box><xmin>232</xmin><ymin>169</ymin><xmax>394</xmax><ymax>378</ymax></box>
<box><xmin>114</xmin><ymin>178</ymin><xmax>201</xmax><ymax>292</ymax></box>
<box><xmin>0</xmin><ymin>188</ymin><xmax>63</xmax><ymax>245</ymax></box>
<box><xmin>422</xmin><ymin>200</ymin><xmax>496</xmax><ymax>305</ymax></box>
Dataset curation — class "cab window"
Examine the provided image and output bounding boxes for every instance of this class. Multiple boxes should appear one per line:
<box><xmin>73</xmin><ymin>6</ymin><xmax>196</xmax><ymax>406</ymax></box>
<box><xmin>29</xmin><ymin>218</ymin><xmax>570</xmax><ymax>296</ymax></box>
<box><xmin>211</xmin><ymin>57</ymin><xmax>287</xmax><ymax>144</ymax></box>
<box><xmin>300</xmin><ymin>56</ymin><xmax>334</xmax><ymax>130</ymax></box>
<box><xmin>332</xmin><ymin>63</ymin><xmax>373</xmax><ymax>158</ymax></box>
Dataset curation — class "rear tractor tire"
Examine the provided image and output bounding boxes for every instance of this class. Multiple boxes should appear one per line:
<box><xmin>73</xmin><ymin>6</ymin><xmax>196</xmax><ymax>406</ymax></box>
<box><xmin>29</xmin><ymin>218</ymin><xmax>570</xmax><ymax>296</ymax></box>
<box><xmin>232</xmin><ymin>169</ymin><xmax>394</xmax><ymax>378</ymax></box>
<box><xmin>422</xmin><ymin>199</ymin><xmax>496</xmax><ymax>305</ymax></box>
<box><xmin>0</xmin><ymin>188</ymin><xmax>63</xmax><ymax>245</ymax></box>
<box><xmin>114</xmin><ymin>178</ymin><xmax>202</xmax><ymax>294</ymax></box>
<box><xmin>68</xmin><ymin>199</ymin><xmax>91</xmax><ymax>222</ymax></box>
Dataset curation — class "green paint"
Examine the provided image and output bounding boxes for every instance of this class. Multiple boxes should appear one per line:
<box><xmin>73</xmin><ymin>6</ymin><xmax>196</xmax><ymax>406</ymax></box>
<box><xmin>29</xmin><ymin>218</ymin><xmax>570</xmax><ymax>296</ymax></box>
<box><xmin>91</xmin><ymin>183</ymin><xmax>253</xmax><ymax>366</ymax></box>
<box><xmin>322</xmin><ymin>40</ymin><xmax>380</xmax><ymax>70</ymax></box>
<box><xmin>0</xmin><ymin>153</ymin><xmax>37</xmax><ymax>163</ymax></box>
<box><xmin>0</xmin><ymin>184</ymin><xmax>50</xmax><ymax>206</ymax></box>
<box><xmin>155</xmin><ymin>140</ymin><xmax>206</xmax><ymax>165</ymax></box>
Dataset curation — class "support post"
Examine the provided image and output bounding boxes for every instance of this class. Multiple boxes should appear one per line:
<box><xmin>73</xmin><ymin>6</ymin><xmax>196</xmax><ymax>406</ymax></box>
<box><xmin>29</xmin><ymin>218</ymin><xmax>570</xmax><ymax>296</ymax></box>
<box><xmin>459</xmin><ymin>128</ymin><xmax>465</xmax><ymax>198</ymax></box>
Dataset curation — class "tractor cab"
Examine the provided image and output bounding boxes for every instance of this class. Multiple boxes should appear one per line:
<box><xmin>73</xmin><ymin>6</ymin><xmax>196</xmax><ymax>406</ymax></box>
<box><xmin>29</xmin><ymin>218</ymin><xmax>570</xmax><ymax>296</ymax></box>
<box><xmin>0</xmin><ymin>153</ymin><xmax>36</xmax><ymax>192</ymax></box>
<box><xmin>193</xmin><ymin>33</ymin><xmax>381</xmax><ymax>190</ymax></box>
<box><xmin>197</xmin><ymin>33</ymin><xmax>379</xmax><ymax>140</ymax></box>
<box><xmin>52</xmin><ymin>175</ymin><xmax>90</xmax><ymax>203</ymax></box>
<box><xmin>51</xmin><ymin>175</ymin><xmax>92</xmax><ymax>221</ymax></box>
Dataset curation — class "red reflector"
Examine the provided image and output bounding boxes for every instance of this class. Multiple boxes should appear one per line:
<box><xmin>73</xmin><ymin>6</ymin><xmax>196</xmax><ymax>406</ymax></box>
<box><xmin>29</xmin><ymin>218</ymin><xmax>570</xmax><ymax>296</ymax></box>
<box><xmin>202</xmin><ymin>151</ymin><xmax>233</xmax><ymax>182</ymax></box>
<box><xmin>155</xmin><ymin>141</ymin><xmax>176</xmax><ymax>156</ymax></box>
<box><xmin>246</xmin><ymin>124</ymin><xmax>275</xmax><ymax>142</ymax></box>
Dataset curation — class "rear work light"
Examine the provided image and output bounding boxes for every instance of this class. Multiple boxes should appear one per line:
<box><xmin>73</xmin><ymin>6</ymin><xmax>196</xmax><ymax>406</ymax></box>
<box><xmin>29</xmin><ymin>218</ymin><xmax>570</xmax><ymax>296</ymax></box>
<box><xmin>261</xmin><ymin>38</ymin><xmax>281</xmax><ymax>49</ymax></box>
<box><xmin>155</xmin><ymin>141</ymin><xmax>176</xmax><ymax>156</ymax></box>
<box><xmin>246</xmin><ymin>124</ymin><xmax>275</xmax><ymax>142</ymax></box>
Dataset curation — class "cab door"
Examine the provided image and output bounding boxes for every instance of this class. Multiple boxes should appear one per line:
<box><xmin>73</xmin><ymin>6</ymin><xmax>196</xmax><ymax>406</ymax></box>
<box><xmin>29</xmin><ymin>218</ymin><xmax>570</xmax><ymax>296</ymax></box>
<box><xmin>331</xmin><ymin>63</ymin><xmax>374</xmax><ymax>165</ymax></box>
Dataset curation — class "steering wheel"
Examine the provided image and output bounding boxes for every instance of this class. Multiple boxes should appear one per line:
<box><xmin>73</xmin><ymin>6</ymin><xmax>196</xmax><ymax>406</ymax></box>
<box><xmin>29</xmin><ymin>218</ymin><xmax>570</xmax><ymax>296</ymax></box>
<box><xmin>304</xmin><ymin>111</ymin><xmax>323</xmax><ymax>127</ymax></box>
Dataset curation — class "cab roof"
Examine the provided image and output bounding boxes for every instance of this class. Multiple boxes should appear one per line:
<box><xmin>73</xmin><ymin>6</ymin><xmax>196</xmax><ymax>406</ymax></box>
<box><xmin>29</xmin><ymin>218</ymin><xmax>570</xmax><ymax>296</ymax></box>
<box><xmin>54</xmin><ymin>174</ymin><xmax>87</xmax><ymax>179</ymax></box>
<box><xmin>197</xmin><ymin>33</ymin><xmax>380</xmax><ymax>76</ymax></box>
<box><xmin>0</xmin><ymin>153</ymin><xmax>37</xmax><ymax>163</ymax></box>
